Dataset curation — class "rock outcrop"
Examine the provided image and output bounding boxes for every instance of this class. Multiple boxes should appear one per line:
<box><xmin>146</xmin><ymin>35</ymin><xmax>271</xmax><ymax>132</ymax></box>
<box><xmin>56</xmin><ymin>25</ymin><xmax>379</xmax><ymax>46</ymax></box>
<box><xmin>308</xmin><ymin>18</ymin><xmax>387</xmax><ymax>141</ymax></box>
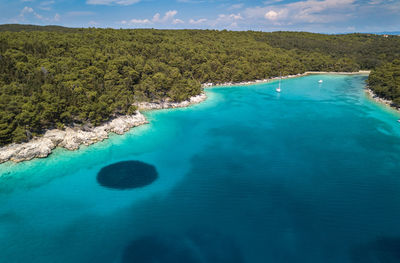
<box><xmin>0</xmin><ymin>92</ymin><xmax>208</xmax><ymax>164</ymax></box>
<box><xmin>366</xmin><ymin>88</ymin><xmax>400</xmax><ymax>111</ymax></box>
<box><xmin>0</xmin><ymin>111</ymin><xmax>148</xmax><ymax>163</ymax></box>
<box><xmin>135</xmin><ymin>93</ymin><xmax>207</xmax><ymax>110</ymax></box>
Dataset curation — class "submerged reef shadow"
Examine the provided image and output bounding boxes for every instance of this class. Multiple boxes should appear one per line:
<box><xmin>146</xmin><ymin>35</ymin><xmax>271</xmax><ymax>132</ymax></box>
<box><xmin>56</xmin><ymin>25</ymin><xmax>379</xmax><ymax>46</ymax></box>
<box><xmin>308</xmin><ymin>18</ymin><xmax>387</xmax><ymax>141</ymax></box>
<box><xmin>97</xmin><ymin>160</ymin><xmax>158</xmax><ymax>190</ymax></box>
<box><xmin>121</xmin><ymin>230</ymin><xmax>244</xmax><ymax>263</ymax></box>
<box><xmin>350</xmin><ymin>236</ymin><xmax>400</xmax><ymax>263</ymax></box>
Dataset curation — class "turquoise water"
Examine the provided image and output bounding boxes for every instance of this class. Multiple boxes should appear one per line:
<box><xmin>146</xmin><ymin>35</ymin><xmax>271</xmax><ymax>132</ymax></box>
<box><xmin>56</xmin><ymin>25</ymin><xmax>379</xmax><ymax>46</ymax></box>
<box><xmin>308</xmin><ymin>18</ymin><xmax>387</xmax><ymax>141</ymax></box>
<box><xmin>1</xmin><ymin>74</ymin><xmax>400</xmax><ymax>263</ymax></box>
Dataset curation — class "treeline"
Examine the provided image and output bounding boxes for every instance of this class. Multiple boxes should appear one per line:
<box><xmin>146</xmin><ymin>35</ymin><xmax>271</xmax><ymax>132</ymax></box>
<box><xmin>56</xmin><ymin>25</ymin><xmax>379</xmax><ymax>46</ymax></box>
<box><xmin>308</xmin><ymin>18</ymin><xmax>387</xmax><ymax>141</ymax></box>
<box><xmin>367</xmin><ymin>60</ymin><xmax>400</xmax><ymax>106</ymax></box>
<box><xmin>260</xmin><ymin>31</ymin><xmax>400</xmax><ymax>69</ymax></box>
<box><xmin>0</xmin><ymin>24</ymin><xmax>79</xmax><ymax>33</ymax></box>
<box><xmin>1</xmin><ymin>25</ymin><xmax>400</xmax><ymax>145</ymax></box>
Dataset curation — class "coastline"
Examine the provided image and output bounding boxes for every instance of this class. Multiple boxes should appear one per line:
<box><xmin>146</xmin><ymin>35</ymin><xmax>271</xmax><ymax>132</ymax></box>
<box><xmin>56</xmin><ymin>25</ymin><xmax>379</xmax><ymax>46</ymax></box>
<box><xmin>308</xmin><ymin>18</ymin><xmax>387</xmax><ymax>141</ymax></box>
<box><xmin>202</xmin><ymin>70</ymin><xmax>371</xmax><ymax>88</ymax></box>
<box><xmin>135</xmin><ymin>93</ymin><xmax>207</xmax><ymax>111</ymax></box>
<box><xmin>365</xmin><ymin>88</ymin><xmax>400</xmax><ymax>112</ymax></box>
<box><xmin>0</xmin><ymin>70</ymin><xmax>371</xmax><ymax>164</ymax></box>
<box><xmin>0</xmin><ymin>93</ymin><xmax>207</xmax><ymax>164</ymax></box>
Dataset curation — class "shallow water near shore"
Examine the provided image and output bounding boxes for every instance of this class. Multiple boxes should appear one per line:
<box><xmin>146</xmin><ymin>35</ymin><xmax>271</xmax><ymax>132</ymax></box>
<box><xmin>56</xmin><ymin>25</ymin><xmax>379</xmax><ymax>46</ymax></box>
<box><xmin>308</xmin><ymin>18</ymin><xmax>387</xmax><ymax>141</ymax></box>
<box><xmin>1</xmin><ymin>74</ymin><xmax>400</xmax><ymax>263</ymax></box>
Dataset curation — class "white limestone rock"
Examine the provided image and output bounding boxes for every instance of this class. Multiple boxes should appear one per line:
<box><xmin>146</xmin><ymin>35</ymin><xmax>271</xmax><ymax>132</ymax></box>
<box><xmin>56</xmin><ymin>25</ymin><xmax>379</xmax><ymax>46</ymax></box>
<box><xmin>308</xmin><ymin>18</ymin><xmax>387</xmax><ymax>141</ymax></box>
<box><xmin>137</xmin><ymin>92</ymin><xmax>207</xmax><ymax>110</ymax></box>
<box><xmin>0</xmin><ymin>111</ymin><xmax>149</xmax><ymax>164</ymax></box>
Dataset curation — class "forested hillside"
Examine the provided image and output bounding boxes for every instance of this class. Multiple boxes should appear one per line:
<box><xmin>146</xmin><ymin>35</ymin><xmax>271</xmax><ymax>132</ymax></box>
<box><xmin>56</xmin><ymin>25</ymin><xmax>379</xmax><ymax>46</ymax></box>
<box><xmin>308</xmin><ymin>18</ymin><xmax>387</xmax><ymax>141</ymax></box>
<box><xmin>367</xmin><ymin>60</ymin><xmax>400</xmax><ymax>106</ymax></box>
<box><xmin>261</xmin><ymin>32</ymin><xmax>400</xmax><ymax>69</ymax></box>
<box><xmin>1</xmin><ymin>25</ymin><xmax>400</xmax><ymax>145</ymax></box>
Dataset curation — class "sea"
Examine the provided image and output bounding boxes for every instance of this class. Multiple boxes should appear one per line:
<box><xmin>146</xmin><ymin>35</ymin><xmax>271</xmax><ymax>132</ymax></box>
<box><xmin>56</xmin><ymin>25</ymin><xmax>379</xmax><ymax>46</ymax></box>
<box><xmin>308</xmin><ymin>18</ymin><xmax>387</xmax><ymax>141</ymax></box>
<box><xmin>1</xmin><ymin>74</ymin><xmax>400</xmax><ymax>263</ymax></box>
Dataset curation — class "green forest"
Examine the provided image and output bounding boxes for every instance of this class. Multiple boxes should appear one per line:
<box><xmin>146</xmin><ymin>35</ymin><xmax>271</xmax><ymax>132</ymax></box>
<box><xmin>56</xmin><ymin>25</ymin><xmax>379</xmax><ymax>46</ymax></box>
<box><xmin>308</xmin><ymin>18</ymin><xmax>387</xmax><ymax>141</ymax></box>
<box><xmin>368</xmin><ymin>60</ymin><xmax>400</xmax><ymax>106</ymax></box>
<box><xmin>1</xmin><ymin>24</ymin><xmax>400</xmax><ymax>146</ymax></box>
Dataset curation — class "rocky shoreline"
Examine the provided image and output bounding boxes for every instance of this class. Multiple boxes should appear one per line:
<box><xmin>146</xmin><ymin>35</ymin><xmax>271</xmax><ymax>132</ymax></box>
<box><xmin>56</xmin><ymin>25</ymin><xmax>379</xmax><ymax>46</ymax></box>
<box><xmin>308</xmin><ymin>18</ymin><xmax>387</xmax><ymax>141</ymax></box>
<box><xmin>135</xmin><ymin>93</ymin><xmax>207</xmax><ymax>110</ymax></box>
<box><xmin>0</xmin><ymin>70</ymin><xmax>372</xmax><ymax>165</ymax></box>
<box><xmin>365</xmin><ymin>88</ymin><xmax>400</xmax><ymax>112</ymax></box>
<box><xmin>0</xmin><ymin>93</ymin><xmax>207</xmax><ymax>164</ymax></box>
<box><xmin>202</xmin><ymin>73</ymin><xmax>307</xmax><ymax>88</ymax></box>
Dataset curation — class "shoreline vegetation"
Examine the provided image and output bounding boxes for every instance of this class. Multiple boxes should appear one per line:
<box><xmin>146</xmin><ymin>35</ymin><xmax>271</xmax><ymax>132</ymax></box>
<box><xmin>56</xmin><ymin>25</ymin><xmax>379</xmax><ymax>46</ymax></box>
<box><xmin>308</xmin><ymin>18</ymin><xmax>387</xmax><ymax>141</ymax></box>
<box><xmin>365</xmin><ymin>88</ymin><xmax>400</xmax><ymax>112</ymax></box>
<box><xmin>204</xmin><ymin>70</ymin><xmax>371</xmax><ymax>88</ymax></box>
<box><xmin>2</xmin><ymin>27</ymin><xmax>400</xmax><ymax>148</ymax></box>
<box><xmin>1</xmin><ymin>25</ymin><xmax>399</xmax><ymax>164</ymax></box>
<box><xmin>0</xmin><ymin>93</ymin><xmax>207</xmax><ymax>164</ymax></box>
<box><xmin>366</xmin><ymin>60</ymin><xmax>400</xmax><ymax>111</ymax></box>
<box><xmin>0</xmin><ymin>71</ymin><xmax>371</xmax><ymax>164</ymax></box>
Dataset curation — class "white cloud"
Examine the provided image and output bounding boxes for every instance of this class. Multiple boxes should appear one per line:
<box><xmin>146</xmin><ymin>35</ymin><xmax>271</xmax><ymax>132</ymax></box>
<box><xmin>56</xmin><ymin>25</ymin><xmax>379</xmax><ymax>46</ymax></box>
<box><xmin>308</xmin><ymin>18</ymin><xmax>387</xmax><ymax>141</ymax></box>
<box><xmin>128</xmin><ymin>18</ymin><xmax>151</xmax><ymax>24</ymax></box>
<box><xmin>20</xmin><ymin>6</ymin><xmax>43</xmax><ymax>19</ymax></box>
<box><xmin>38</xmin><ymin>0</ymin><xmax>55</xmax><ymax>10</ymax></box>
<box><xmin>217</xmin><ymin>13</ymin><xmax>243</xmax><ymax>21</ymax></box>
<box><xmin>189</xmin><ymin>18</ymin><xmax>207</xmax><ymax>24</ymax></box>
<box><xmin>173</xmin><ymin>18</ymin><xmax>184</xmax><ymax>24</ymax></box>
<box><xmin>346</xmin><ymin>26</ymin><xmax>355</xmax><ymax>31</ymax></box>
<box><xmin>207</xmin><ymin>13</ymin><xmax>244</xmax><ymax>28</ymax></box>
<box><xmin>245</xmin><ymin>0</ymin><xmax>357</xmax><ymax>25</ymax></box>
<box><xmin>86</xmin><ymin>0</ymin><xmax>140</xmax><ymax>5</ymax></box>
<box><xmin>41</xmin><ymin>0</ymin><xmax>54</xmax><ymax>5</ymax></box>
<box><xmin>229</xmin><ymin>3</ymin><xmax>244</xmax><ymax>10</ymax></box>
<box><xmin>368</xmin><ymin>0</ymin><xmax>382</xmax><ymax>4</ymax></box>
<box><xmin>230</xmin><ymin>13</ymin><xmax>243</xmax><ymax>20</ymax></box>
<box><xmin>34</xmin><ymin>13</ymin><xmax>43</xmax><ymax>19</ymax></box>
<box><xmin>20</xmin><ymin>6</ymin><xmax>34</xmax><ymax>15</ymax></box>
<box><xmin>264</xmin><ymin>10</ymin><xmax>279</xmax><ymax>20</ymax></box>
<box><xmin>152</xmin><ymin>10</ymin><xmax>178</xmax><ymax>23</ymax></box>
<box><xmin>263</xmin><ymin>0</ymin><xmax>284</xmax><ymax>5</ymax></box>
<box><xmin>54</xmin><ymin>13</ymin><xmax>60</xmax><ymax>21</ymax></box>
<box><xmin>18</xmin><ymin>6</ymin><xmax>59</xmax><ymax>22</ymax></box>
<box><xmin>122</xmin><ymin>10</ymin><xmax>182</xmax><ymax>26</ymax></box>
<box><xmin>188</xmin><ymin>13</ymin><xmax>244</xmax><ymax>28</ymax></box>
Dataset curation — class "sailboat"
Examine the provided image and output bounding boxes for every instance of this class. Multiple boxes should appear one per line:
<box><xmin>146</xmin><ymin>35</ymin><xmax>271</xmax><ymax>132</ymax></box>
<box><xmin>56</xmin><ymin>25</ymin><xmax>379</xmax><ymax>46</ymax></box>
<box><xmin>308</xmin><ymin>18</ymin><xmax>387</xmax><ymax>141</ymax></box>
<box><xmin>276</xmin><ymin>75</ymin><xmax>281</xmax><ymax>93</ymax></box>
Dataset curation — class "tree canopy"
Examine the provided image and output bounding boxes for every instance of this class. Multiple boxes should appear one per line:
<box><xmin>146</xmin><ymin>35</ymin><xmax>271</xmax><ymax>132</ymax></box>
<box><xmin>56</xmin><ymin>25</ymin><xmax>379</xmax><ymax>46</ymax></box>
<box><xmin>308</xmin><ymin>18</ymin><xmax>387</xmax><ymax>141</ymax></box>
<box><xmin>367</xmin><ymin>60</ymin><xmax>400</xmax><ymax>106</ymax></box>
<box><xmin>1</xmin><ymin>24</ymin><xmax>399</xmax><ymax>146</ymax></box>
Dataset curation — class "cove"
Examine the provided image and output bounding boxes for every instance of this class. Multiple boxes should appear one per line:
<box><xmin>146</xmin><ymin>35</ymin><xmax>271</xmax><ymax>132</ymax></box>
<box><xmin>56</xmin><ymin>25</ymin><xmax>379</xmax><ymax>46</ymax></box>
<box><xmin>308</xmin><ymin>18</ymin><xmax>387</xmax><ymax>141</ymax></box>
<box><xmin>1</xmin><ymin>74</ymin><xmax>400</xmax><ymax>263</ymax></box>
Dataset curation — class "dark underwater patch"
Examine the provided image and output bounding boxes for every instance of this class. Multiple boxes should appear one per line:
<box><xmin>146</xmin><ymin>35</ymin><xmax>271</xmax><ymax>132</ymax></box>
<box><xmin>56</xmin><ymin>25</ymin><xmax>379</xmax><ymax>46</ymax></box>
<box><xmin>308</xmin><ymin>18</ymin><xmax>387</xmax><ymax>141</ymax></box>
<box><xmin>350</xmin><ymin>236</ymin><xmax>400</xmax><ymax>263</ymax></box>
<box><xmin>121</xmin><ymin>232</ymin><xmax>244</xmax><ymax>263</ymax></box>
<box><xmin>97</xmin><ymin>161</ymin><xmax>157</xmax><ymax>190</ymax></box>
<box><xmin>122</xmin><ymin>236</ymin><xmax>200</xmax><ymax>263</ymax></box>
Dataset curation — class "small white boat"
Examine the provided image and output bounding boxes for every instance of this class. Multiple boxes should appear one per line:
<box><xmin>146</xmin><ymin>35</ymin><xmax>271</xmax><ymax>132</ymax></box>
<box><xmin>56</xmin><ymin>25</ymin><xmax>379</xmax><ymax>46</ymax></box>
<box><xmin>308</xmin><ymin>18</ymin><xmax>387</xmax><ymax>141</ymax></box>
<box><xmin>276</xmin><ymin>75</ymin><xmax>281</xmax><ymax>93</ymax></box>
<box><xmin>318</xmin><ymin>80</ymin><xmax>323</xmax><ymax>83</ymax></box>
<box><xmin>397</xmin><ymin>119</ymin><xmax>400</xmax><ymax>123</ymax></box>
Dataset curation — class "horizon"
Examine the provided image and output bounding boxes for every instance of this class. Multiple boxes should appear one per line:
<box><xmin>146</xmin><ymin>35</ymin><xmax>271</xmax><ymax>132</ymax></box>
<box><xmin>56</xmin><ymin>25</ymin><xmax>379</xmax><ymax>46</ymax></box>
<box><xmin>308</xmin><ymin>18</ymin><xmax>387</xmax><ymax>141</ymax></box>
<box><xmin>0</xmin><ymin>0</ymin><xmax>399</xmax><ymax>34</ymax></box>
<box><xmin>2</xmin><ymin>23</ymin><xmax>400</xmax><ymax>35</ymax></box>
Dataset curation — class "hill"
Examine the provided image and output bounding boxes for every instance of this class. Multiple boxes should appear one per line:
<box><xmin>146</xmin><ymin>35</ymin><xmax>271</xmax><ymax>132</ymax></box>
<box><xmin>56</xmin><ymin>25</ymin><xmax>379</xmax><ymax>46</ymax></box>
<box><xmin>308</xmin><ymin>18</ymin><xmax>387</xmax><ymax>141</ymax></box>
<box><xmin>1</xmin><ymin>24</ymin><xmax>400</xmax><ymax>145</ymax></box>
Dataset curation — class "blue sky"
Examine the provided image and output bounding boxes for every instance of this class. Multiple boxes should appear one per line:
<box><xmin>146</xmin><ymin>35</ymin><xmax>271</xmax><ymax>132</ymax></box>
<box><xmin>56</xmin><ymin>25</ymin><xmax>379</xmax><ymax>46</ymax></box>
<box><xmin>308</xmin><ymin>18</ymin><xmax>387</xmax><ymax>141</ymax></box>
<box><xmin>0</xmin><ymin>0</ymin><xmax>399</xmax><ymax>33</ymax></box>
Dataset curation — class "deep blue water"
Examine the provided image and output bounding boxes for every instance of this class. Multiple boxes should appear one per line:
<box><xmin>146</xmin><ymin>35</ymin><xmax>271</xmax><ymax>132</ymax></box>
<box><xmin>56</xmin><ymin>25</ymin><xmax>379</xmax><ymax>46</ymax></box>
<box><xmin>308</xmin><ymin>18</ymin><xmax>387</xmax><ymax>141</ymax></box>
<box><xmin>1</xmin><ymin>74</ymin><xmax>400</xmax><ymax>263</ymax></box>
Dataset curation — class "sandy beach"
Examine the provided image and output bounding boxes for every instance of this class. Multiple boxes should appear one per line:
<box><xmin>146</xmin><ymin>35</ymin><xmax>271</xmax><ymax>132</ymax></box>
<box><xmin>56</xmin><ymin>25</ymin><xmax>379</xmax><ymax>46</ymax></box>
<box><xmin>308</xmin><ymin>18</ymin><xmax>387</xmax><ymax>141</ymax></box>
<box><xmin>202</xmin><ymin>70</ymin><xmax>371</xmax><ymax>88</ymax></box>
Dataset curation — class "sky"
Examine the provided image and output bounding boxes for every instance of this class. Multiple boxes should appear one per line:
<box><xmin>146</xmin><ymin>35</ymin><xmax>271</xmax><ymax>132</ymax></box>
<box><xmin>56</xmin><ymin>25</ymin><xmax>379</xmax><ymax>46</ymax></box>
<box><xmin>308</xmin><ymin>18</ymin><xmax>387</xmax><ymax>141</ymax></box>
<box><xmin>0</xmin><ymin>0</ymin><xmax>399</xmax><ymax>33</ymax></box>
